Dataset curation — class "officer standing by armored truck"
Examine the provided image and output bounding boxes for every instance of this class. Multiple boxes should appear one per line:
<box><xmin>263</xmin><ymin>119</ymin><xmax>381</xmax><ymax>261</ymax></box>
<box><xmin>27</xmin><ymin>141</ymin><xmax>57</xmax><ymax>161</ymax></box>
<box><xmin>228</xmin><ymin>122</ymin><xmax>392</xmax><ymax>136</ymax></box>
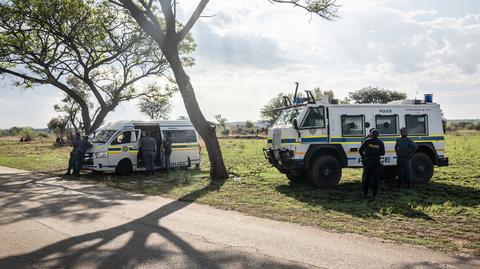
<box><xmin>359</xmin><ymin>129</ymin><xmax>385</xmax><ymax>200</ymax></box>
<box><xmin>66</xmin><ymin>132</ymin><xmax>81</xmax><ymax>175</ymax></box>
<box><xmin>395</xmin><ymin>127</ymin><xmax>417</xmax><ymax>188</ymax></box>
<box><xmin>140</xmin><ymin>131</ymin><xmax>157</xmax><ymax>176</ymax></box>
<box><xmin>73</xmin><ymin>135</ymin><xmax>93</xmax><ymax>176</ymax></box>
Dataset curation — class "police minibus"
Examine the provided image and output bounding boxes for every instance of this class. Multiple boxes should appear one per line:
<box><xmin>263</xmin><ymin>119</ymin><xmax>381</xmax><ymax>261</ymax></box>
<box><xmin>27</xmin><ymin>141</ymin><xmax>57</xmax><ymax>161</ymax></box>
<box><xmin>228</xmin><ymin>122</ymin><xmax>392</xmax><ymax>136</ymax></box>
<box><xmin>264</xmin><ymin>86</ymin><xmax>449</xmax><ymax>188</ymax></box>
<box><xmin>83</xmin><ymin>120</ymin><xmax>200</xmax><ymax>174</ymax></box>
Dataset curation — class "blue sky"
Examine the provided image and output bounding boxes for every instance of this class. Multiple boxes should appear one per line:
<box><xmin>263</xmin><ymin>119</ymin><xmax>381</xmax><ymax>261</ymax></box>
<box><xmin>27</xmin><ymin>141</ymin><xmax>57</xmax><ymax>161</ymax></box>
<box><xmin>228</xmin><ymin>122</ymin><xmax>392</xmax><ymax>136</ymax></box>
<box><xmin>1</xmin><ymin>0</ymin><xmax>479</xmax><ymax>128</ymax></box>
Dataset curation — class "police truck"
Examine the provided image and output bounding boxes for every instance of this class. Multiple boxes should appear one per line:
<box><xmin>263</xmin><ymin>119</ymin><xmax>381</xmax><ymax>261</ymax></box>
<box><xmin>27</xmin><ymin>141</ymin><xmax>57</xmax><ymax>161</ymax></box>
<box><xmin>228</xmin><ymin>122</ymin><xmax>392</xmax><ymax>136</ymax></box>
<box><xmin>264</xmin><ymin>84</ymin><xmax>449</xmax><ymax>188</ymax></box>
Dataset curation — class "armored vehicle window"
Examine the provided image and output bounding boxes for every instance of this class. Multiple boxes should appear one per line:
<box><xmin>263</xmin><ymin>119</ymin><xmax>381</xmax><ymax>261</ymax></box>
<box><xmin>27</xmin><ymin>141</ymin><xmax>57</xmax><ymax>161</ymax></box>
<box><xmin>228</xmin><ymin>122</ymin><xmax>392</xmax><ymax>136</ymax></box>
<box><xmin>341</xmin><ymin>115</ymin><xmax>365</xmax><ymax>136</ymax></box>
<box><xmin>302</xmin><ymin>107</ymin><xmax>325</xmax><ymax>128</ymax></box>
<box><xmin>163</xmin><ymin>130</ymin><xmax>197</xmax><ymax>143</ymax></box>
<box><xmin>111</xmin><ymin>131</ymin><xmax>133</xmax><ymax>145</ymax></box>
<box><xmin>405</xmin><ymin>115</ymin><xmax>428</xmax><ymax>135</ymax></box>
<box><xmin>376</xmin><ymin>115</ymin><xmax>398</xmax><ymax>135</ymax></box>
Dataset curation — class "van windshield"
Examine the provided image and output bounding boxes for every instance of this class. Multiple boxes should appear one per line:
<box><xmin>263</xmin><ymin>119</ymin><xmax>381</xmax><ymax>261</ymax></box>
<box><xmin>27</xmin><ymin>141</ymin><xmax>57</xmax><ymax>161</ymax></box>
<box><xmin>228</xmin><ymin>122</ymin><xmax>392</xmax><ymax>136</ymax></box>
<box><xmin>90</xmin><ymin>130</ymin><xmax>116</xmax><ymax>143</ymax></box>
<box><xmin>275</xmin><ymin>108</ymin><xmax>304</xmax><ymax>126</ymax></box>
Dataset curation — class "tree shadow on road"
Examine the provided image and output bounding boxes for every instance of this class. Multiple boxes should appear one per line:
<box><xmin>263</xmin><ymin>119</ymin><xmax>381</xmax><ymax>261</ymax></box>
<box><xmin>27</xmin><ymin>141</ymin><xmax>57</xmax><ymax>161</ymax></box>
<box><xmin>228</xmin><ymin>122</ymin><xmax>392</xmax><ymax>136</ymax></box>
<box><xmin>0</xmin><ymin>174</ymin><xmax>311</xmax><ymax>268</ymax></box>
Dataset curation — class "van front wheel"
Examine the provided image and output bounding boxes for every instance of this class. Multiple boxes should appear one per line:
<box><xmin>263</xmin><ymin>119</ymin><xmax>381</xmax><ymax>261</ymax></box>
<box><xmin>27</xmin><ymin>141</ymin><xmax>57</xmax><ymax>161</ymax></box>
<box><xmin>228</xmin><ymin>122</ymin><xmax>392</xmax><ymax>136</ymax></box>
<box><xmin>116</xmin><ymin>159</ymin><xmax>132</xmax><ymax>176</ymax></box>
<box><xmin>308</xmin><ymin>155</ymin><xmax>342</xmax><ymax>188</ymax></box>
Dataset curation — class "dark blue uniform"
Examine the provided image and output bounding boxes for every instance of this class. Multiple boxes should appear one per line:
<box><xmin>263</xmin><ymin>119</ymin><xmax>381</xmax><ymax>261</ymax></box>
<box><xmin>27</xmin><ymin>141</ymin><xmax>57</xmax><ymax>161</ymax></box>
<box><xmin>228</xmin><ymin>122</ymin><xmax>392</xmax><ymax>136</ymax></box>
<box><xmin>395</xmin><ymin>137</ymin><xmax>417</xmax><ymax>187</ymax></box>
<box><xmin>359</xmin><ymin>137</ymin><xmax>385</xmax><ymax>198</ymax></box>
<box><xmin>163</xmin><ymin>135</ymin><xmax>172</xmax><ymax>171</ymax></box>
<box><xmin>66</xmin><ymin>136</ymin><xmax>80</xmax><ymax>175</ymax></box>
<box><xmin>73</xmin><ymin>138</ymin><xmax>93</xmax><ymax>176</ymax></box>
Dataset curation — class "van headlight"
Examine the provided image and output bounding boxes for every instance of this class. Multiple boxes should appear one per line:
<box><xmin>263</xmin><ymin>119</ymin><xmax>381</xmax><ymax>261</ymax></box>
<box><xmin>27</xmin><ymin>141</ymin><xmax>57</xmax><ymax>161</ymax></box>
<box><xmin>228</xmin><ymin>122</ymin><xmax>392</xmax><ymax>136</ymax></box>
<box><xmin>95</xmin><ymin>152</ymin><xmax>108</xmax><ymax>159</ymax></box>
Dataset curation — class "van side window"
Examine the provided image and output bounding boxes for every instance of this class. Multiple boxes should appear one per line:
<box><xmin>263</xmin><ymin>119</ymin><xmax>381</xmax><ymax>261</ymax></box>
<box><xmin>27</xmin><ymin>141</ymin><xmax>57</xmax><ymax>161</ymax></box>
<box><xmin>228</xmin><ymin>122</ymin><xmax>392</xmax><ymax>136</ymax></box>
<box><xmin>376</xmin><ymin>115</ymin><xmax>398</xmax><ymax>135</ymax></box>
<box><xmin>301</xmin><ymin>107</ymin><xmax>325</xmax><ymax>128</ymax></box>
<box><xmin>341</xmin><ymin>115</ymin><xmax>365</xmax><ymax>136</ymax></box>
<box><xmin>111</xmin><ymin>131</ymin><xmax>133</xmax><ymax>145</ymax></box>
<box><xmin>405</xmin><ymin>115</ymin><xmax>428</xmax><ymax>135</ymax></box>
<box><xmin>163</xmin><ymin>130</ymin><xmax>197</xmax><ymax>143</ymax></box>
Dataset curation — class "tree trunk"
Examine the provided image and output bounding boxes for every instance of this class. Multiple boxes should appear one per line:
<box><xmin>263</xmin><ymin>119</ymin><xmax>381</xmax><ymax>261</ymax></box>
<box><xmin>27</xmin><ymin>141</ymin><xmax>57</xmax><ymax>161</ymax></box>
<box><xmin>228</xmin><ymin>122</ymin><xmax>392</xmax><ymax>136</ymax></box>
<box><xmin>165</xmin><ymin>48</ymin><xmax>229</xmax><ymax>180</ymax></box>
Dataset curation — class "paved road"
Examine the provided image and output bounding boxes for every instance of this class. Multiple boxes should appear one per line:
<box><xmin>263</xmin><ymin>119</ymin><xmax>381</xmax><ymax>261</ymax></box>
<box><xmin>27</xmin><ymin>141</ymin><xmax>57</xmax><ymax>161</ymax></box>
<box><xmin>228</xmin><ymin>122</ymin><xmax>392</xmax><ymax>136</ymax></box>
<box><xmin>0</xmin><ymin>166</ymin><xmax>478</xmax><ymax>269</ymax></box>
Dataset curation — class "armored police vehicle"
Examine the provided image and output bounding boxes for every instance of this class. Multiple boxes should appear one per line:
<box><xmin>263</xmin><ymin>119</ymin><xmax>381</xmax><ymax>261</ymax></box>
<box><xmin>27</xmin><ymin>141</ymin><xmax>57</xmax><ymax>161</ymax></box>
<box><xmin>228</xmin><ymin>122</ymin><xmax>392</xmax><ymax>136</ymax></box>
<box><xmin>264</xmin><ymin>86</ymin><xmax>448</xmax><ymax>188</ymax></box>
<box><xmin>83</xmin><ymin>120</ymin><xmax>200</xmax><ymax>175</ymax></box>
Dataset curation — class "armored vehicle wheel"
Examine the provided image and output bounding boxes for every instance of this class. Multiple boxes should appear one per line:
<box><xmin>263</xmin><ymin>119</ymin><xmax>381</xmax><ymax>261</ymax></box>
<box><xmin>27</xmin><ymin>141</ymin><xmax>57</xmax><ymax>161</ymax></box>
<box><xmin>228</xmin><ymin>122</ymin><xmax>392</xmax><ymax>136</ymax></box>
<box><xmin>411</xmin><ymin>152</ymin><xmax>433</xmax><ymax>183</ymax></box>
<box><xmin>286</xmin><ymin>170</ymin><xmax>306</xmax><ymax>184</ymax></box>
<box><xmin>116</xmin><ymin>159</ymin><xmax>132</xmax><ymax>175</ymax></box>
<box><xmin>308</xmin><ymin>155</ymin><xmax>342</xmax><ymax>188</ymax></box>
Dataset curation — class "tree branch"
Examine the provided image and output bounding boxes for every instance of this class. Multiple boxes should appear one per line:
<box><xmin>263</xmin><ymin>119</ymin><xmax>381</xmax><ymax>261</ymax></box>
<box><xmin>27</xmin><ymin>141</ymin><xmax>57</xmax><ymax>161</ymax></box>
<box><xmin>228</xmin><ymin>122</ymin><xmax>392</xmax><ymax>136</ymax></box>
<box><xmin>176</xmin><ymin>0</ymin><xmax>209</xmax><ymax>44</ymax></box>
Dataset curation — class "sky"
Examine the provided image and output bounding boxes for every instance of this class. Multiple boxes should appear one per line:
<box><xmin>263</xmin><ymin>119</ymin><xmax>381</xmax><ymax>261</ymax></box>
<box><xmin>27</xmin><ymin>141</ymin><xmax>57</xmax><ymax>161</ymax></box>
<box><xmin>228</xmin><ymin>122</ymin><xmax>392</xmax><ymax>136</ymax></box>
<box><xmin>1</xmin><ymin>0</ymin><xmax>479</xmax><ymax>129</ymax></box>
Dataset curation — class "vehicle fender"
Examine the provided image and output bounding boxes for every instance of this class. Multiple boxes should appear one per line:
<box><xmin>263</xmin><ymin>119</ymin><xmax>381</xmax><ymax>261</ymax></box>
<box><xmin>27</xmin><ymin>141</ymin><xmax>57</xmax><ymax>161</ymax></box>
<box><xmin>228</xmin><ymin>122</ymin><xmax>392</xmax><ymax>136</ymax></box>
<box><xmin>304</xmin><ymin>144</ymin><xmax>348</xmax><ymax>169</ymax></box>
<box><xmin>415</xmin><ymin>142</ymin><xmax>439</xmax><ymax>164</ymax></box>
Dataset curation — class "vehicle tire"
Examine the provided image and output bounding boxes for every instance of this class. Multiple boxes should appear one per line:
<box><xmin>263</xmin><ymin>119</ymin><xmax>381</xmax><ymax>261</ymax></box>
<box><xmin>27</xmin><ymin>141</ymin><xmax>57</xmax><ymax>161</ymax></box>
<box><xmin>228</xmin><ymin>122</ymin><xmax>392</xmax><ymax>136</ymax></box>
<box><xmin>411</xmin><ymin>152</ymin><xmax>433</xmax><ymax>184</ymax></box>
<box><xmin>308</xmin><ymin>155</ymin><xmax>342</xmax><ymax>188</ymax></box>
<box><xmin>116</xmin><ymin>159</ymin><xmax>132</xmax><ymax>176</ymax></box>
<box><xmin>286</xmin><ymin>170</ymin><xmax>306</xmax><ymax>184</ymax></box>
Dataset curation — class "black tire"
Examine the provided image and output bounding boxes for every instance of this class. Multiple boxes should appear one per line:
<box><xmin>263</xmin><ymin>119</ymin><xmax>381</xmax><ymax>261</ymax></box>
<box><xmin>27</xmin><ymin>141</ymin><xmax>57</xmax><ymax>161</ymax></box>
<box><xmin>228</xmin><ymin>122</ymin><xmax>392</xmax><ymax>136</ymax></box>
<box><xmin>411</xmin><ymin>152</ymin><xmax>433</xmax><ymax>184</ymax></box>
<box><xmin>286</xmin><ymin>170</ymin><xmax>306</xmax><ymax>184</ymax></box>
<box><xmin>308</xmin><ymin>155</ymin><xmax>342</xmax><ymax>188</ymax></box>
<box><xmin>116</xmin><ymin>159</ymin><xmax>132</xmax><ymax>176</ymax></box>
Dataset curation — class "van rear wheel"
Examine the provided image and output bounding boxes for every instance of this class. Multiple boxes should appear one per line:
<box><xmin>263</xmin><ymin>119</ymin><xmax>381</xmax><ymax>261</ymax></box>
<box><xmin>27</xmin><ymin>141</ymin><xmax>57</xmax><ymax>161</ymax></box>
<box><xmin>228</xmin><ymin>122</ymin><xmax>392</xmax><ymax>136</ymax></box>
<box><xmin>308</xmin><ymin>155</ymin><xmax>342</xmax><ymax>188</ymax></box>
<box><xmin>411</xmin><ymin>152</ymin><xmax>433</xmax><ymax>183</ymax></box>
<box><xmin>116</xmin><ymin>159</ymin><xmax>132</xmax><ymax>176</ymax></box>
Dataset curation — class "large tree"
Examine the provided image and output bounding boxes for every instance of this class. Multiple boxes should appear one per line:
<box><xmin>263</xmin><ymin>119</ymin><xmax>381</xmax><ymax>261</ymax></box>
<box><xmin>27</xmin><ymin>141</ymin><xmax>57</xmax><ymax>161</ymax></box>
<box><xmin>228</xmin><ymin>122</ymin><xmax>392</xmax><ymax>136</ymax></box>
<box><xmin>349</xmin><ymin>86</ymin><xmax>407</xmax><ymax>104</ymax></box>
<box><xmin>114</xmin><ymin>0</ymin><xmax>339</xmax><ymax>180</ymax></box>
<box><xmin>0</xmin><ymin>0</ymin><xmax>194</xmax><ymax>134</ymax></box>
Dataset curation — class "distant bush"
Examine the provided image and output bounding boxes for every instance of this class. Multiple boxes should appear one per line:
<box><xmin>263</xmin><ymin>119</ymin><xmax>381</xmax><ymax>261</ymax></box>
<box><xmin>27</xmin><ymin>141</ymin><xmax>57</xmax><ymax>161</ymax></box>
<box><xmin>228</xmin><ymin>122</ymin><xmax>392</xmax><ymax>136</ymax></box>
<box><xmin>38</xmin><ymin>132</ymin><xmax>49</xmax><ymax>138</ymax></box>
<box><xmin>19</xmin><ymin>127</ymin><xmax>39</xmax><ymax>142</ymax></box>
<box><xmin>446</xmin><ymin>120</ymin><xmax>480</xmax><ymax>132</ymax></box>
<box><xmin>220</xmin><ymin>128</ymin><xmax>230</xmax><ymax>136</ymax></box>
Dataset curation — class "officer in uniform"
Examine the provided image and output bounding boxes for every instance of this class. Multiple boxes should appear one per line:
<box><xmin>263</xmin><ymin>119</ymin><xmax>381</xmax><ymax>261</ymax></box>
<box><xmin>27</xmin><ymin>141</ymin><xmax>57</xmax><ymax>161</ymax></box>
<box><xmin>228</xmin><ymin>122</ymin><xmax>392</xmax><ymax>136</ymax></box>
<box><xmin>395</xmin><ymin>127</ymin><xmax>417</xmax><ymax>188</ymax></box>
<box><xmin>73</xmin><ymin>135</ymin><xmax>93</xmax><ymax>176</ymax></box>
<box><xmin>163</xmin><ymin>132</ymin><xmax>172</xmax><ymax>172</ymax></box>
<box><xmin>140</xmin><ymin>131</ymin><xmax>157</xmax><ymax>176</ymax></box>
<box><xmin>359</xmin><ymin>129</ymin><xmax>385</xmax><ymax>200</ymax></box>
<box><xmin>66</xmin><ymin>132</ymin><xmax>81</xmax><ymax>175</ymax></box>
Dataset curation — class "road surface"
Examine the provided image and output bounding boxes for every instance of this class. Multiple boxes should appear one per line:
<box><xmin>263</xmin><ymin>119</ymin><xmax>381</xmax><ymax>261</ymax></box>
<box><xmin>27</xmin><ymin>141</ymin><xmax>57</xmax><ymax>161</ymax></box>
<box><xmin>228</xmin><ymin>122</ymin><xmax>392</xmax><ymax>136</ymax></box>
<box><xmin>0</xmin><ymin>166</ymin><xmax>478</xmax><ymax>269</ymax></box>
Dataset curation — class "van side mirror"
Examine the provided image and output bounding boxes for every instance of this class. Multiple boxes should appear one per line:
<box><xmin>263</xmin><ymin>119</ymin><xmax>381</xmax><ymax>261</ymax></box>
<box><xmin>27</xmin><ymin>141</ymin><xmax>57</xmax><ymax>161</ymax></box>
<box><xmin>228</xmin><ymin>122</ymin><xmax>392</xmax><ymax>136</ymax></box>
<box><xmin>293</xmin><ymin>119</ymin><xmax>299</xmax><ymax>130</ymax></box>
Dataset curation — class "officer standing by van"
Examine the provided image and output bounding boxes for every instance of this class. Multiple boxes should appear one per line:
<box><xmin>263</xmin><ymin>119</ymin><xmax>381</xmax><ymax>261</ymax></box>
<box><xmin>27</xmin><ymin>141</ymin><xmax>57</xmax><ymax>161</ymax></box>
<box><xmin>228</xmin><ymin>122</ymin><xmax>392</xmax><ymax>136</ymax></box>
<box><xmin>66</xmin><ymin>132</ymin><xmax>81</xmax><ymax>175</ymax></box>
<box><xmin>73</xmin><ymin>135</ymin><xmax>93</xmax><ymax>176</ymax></box>
<box><xmin>359</xmin><ymin>129</ymin><xmax>385</xmax><ymax>200</ymax></box>
<box><xmin>395</xmin><ymin>127</ymin><xmax>417</xmax><ymax>188</ymax></box>
<box><xmin>140</xmin><ymin>131</ymin><xmax>157</xmax><ymax>176</ymax></box>
<box><xmin>163</xmin><ymin>132</ymin><xmax>172</xmax><ymax>172</ymax></box>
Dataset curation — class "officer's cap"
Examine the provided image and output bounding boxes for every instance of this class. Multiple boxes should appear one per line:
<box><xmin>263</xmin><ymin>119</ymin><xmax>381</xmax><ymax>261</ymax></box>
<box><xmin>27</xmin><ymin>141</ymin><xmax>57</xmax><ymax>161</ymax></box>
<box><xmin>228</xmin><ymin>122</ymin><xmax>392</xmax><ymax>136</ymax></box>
<box><xmin>371</xmin><ymin>129</ymin><xmax>379</xmax><ymax>137</ymax></box>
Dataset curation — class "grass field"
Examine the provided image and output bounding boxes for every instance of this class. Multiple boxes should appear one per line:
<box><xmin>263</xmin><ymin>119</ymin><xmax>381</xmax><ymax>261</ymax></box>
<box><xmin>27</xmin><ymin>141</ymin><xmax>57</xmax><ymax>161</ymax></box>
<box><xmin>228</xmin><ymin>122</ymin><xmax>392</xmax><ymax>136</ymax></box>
<box><xmin>0</xmin><ymin>133</ymin><xmax>479</xmax><ymax>255</ymax></box>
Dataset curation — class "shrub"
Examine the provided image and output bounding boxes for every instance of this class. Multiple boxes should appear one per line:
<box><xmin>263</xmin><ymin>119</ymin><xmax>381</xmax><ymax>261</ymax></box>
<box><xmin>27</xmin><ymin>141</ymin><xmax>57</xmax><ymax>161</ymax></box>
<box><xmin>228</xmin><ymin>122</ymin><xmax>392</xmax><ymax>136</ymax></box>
<box><xmin>220</xmin><ymin>128</ymin><xmax>230</xmax><ymax>136</ymax></box>
<box><xmin>19</xmin><ymin>127</ymin><xmax>39</xmax><ymax>142</ymax></box>
<box><xmin>38</xmin><ymin>132</ymin><xmax>49</xmax><ymax>138</ymax></box>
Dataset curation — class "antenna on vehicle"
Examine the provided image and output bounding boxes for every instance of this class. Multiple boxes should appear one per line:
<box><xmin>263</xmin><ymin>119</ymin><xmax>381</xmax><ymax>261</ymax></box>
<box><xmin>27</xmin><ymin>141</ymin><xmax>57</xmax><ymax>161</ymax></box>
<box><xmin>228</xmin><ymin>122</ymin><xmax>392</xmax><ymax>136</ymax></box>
<box><xmin>293</xmin><ymin>82</ymin><xmax>300</xmax><ymax>104</ymax></box>
<box><xmin>282</xmin><ymin>96</ymin><xmax>292</xmax><ymax>107</ymax></box>
<box><xmin>304</xmin><ymin>90</ymin><xmax>316</xmax><ymax>104</ymax></box>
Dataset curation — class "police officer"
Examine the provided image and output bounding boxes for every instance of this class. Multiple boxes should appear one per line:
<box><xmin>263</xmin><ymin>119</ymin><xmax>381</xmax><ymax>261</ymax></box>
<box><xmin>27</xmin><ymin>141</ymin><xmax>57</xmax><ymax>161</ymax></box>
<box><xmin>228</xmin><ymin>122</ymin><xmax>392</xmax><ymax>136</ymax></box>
<box><xmin>395</xmin><ymin>127</ymin><xmax>417</xmax><ymax>188</ymax></box>
<box><xmin>65</xmin><ymin>132</ymin><xmax>81</xmax><ymax>175</ymax></box>
<box><xmin>163</xmin><ymin>132</ymin><xmax>172</xmax><ymax>172</ymax></box>
<box><xmin>140</xmin><ymin>131</ymin><xmax>157</xmax><ymax>176</ymax></box>
<box><xmin>359</xmin><ymin>129</ymin><xmax>385</xmax><ymax>200</ymax></box>
<box><xmin>73</xmin><ymin>135</ymin><xmax>93</xmax><ymax>176</ymax></box>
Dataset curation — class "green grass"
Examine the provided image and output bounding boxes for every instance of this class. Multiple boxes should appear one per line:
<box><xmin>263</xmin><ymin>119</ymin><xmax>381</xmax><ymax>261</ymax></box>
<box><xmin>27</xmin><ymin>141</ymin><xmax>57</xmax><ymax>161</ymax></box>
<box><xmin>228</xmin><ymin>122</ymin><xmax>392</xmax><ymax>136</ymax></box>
<box><xmin>0</xmin><ymin>134</ymin><xmax>479</xmax><ymax>255</ymax></box>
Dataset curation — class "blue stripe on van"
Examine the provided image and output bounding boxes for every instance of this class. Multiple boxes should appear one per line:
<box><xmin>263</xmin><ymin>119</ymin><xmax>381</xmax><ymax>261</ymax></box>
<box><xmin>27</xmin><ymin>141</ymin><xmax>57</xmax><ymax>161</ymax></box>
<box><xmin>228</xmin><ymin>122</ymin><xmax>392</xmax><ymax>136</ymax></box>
<box><xmin>301</xmin><ymin>137</ymin><xmax>328</xmax><ymax>143</ymax></box>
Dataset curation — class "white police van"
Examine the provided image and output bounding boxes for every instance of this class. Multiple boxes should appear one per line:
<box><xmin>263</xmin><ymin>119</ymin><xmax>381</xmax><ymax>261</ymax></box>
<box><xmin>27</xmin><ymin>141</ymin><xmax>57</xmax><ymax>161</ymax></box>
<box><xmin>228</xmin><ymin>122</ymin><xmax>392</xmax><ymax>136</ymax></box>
<box><xmin>264</xmin><ymin>88</ymin><xmax>449</xmax><ymax>188</ymax></box>
<box><xmin>83</xmin><ymin>120</ymin><xmax>200</xmax><ymax>174</ymax></box>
